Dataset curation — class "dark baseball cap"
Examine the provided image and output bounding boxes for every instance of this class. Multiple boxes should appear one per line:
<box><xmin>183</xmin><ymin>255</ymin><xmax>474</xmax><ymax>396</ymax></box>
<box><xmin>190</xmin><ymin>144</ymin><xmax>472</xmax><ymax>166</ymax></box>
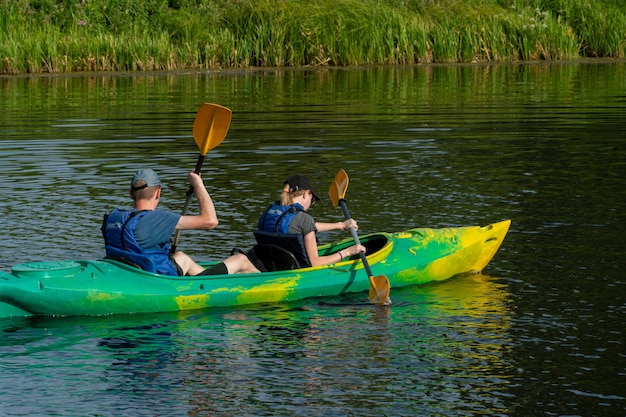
<box><xmin>284</xmin><ymin>174</ymin><xmax>320</xmax><ymax>202</ymax></box>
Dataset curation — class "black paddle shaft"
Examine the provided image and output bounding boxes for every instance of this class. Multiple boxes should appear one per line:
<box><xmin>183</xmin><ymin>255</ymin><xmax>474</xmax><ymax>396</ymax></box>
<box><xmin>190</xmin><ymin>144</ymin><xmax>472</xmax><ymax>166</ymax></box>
<box><xmin>185</xmin><ymin>154</ymin><xmax>206</xmax><ymax>196</ymax></box>
<box><xmin>171</xmin><ymin>154</ymin><xmax>206</xmax><ymax>252</ymax></box>
<box><xmin>338</xmin><ymin>199</ymin><xmax>375</xmax><ymax>277</ymax></box>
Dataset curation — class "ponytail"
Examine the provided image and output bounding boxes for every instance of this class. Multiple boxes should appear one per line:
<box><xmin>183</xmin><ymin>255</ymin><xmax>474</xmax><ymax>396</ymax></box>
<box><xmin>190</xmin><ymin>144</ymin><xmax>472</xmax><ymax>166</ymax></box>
<box><xmin>280</xmin><ymin>184</ymin><xmax>291</xmax><ymax>205</ymax></box>
<box><xmin>280</xmin><ymin>184</ymin><xmax>306</xmax><ymax>206</ymax></box>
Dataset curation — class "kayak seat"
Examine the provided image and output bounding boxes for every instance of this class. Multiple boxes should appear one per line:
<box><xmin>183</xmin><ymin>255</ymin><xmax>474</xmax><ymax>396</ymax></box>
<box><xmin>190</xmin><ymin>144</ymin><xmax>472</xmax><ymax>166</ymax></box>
<box><xmin>253</xmin><ymin>230</ymin><xmax>311</xmax><ymax>268</ymax></box>
<box><xmin>104</xmin><ymin>254</ymin><xmax>183</xmax><ymax>276</ymax></box>
<box><xmin>104</xmin><ymin>255</ymin><xmax>145</xmax><ymax>270</ymax></box>
<box><xmin>251</xmin><ymin>244</ymin><xmax>301</xmax><ymax>272</ymax></box>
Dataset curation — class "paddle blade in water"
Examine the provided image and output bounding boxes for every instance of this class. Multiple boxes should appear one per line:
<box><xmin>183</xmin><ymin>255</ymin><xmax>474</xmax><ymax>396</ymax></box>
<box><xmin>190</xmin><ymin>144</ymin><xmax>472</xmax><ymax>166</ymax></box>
<box><xmin>193</xmin><ymin>103</ymin><xmax>232</xmax><ymax>156</ymax></box>
<box><xmin>329</xmin><ymin>168</ymin><xmax>349</xmax><ymax>208</ymax></box>
<box><xmin>329</xmin><ymin>169</ymin><xmax>392</xmax><ymax>305</ymax></box>
<box><xmin>368</xmin><ymin>275</ymin><xmax>391</xmax><ymax>305</ymax></box>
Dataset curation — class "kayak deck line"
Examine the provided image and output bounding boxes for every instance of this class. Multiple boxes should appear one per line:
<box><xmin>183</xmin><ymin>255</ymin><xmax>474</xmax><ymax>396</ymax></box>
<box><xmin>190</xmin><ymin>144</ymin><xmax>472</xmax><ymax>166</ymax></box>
<box><xmin>0</xmin><ymin>220</ymin><xmax>511</xmax><ymax>318</ymax></box>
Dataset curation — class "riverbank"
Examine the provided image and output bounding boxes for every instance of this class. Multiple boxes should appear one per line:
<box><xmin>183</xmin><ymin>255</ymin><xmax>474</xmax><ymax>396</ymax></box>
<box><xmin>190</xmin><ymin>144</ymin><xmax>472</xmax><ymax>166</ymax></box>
<box><xmin>1</xmin><ymin>0</ymin><xmax>625</xmax><ymax>74</ymax></box>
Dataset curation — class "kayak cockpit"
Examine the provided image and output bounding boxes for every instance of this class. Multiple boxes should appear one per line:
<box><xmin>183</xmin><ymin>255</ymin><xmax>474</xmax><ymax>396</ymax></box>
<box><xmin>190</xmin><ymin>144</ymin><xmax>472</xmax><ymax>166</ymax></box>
<box><xmin>318</xmin><ymin>232</ymin><xmax>391</xmax><ymax>260</ymax></box>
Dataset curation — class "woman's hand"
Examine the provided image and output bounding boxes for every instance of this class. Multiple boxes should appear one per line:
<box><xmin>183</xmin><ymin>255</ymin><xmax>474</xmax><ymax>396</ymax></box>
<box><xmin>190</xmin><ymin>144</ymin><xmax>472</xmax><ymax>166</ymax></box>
<box><xmin>346</xmin><ymin>244</ymin><xmax>366</xmax><ymax>257</ymax></box>
<box><xmin>341</xmin><ymin>218</ymin><xmax>358</xmax><ymax>232</ymax></box>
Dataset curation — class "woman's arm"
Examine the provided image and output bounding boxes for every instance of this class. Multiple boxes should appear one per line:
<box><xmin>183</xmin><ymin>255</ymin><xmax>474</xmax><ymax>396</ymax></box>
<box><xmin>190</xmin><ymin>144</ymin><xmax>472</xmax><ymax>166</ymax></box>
<box><xmin>315</xmin><ymin>218</ymin><xmax>358</xmax><ymax>233</ymax></box>
<box><xmin>304</xmin><ymin>231</ymin><xmax>365</xmax><ymax>267</ymax></box>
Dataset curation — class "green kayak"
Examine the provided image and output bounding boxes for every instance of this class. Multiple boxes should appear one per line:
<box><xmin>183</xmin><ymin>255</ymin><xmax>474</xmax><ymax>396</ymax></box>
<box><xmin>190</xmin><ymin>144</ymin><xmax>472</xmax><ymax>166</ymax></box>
<box><xmin>0</xmin><ymin>220</ymin><xmax>510</xmax><ymax>318</ymax></box>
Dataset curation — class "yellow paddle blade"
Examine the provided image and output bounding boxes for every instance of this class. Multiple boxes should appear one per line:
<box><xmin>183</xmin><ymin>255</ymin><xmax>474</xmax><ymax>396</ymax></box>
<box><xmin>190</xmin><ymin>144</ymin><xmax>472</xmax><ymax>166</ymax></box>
<box><xmin>329</xmin><ymin>168</ymin><xmax>349</xmax><ymax>208</ymax></box>
<box><xmin>329</xmin><ymin>168</ymin><xmax>393</xmax><ymax>305</ymax></box>
<box><xmin>192</xmin><ymin>103</ymin><xmax>232</xmax><ymax>156</ymax></box>
<box><xmin>368</xmin><ymin>275</ymin><xmax>391</xmax><ymax>305</ymax></box>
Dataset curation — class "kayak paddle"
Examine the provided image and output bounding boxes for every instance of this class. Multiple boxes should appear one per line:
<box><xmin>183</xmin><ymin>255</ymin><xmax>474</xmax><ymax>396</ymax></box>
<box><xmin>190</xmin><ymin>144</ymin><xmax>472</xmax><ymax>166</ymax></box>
<box><xmin>329</xmin><ymin>169</ymin><xmax>391</xmax><ymax>305</ymax></box>
<box><xmin>171</xmin><ymin>103</ymin><xmax>232</xmax><ymax>252</ymax></box>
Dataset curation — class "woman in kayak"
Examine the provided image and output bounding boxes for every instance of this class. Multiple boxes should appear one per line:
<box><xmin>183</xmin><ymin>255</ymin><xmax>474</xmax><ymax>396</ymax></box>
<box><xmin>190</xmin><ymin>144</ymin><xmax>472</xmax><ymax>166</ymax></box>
<box><xmin>253</xmin><ymin>174</ymin><xmax>365</xmax><ymax>270</ymax></box>
<box><xmin>102</xmin><ymin>168</ymin><xmax>260</xmax><ymax>276</ymax></box>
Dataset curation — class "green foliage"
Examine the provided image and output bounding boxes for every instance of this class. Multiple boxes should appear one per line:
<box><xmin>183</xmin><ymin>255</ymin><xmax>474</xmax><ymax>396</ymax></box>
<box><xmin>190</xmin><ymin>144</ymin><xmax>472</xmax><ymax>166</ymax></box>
<box><xmin>0</xmin><ymin>0</ymin><xmax>624</xmax><ymax>74</ymax></box>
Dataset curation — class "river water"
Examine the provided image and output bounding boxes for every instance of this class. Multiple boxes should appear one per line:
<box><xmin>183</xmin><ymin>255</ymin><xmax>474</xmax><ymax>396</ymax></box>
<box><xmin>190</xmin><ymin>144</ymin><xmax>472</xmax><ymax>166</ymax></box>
<box><xmin>0</xmin><ymin>61</ymin><xmax>624</xmax><ymax>416</ymax></box>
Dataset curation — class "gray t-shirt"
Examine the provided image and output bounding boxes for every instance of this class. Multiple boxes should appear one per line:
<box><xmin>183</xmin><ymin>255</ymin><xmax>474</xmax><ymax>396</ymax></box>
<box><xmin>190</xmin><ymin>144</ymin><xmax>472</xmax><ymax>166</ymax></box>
<box><xmin>287</xmin><ymin>211</ymin><xmax>317</xmax><ymax>236</ymax></box>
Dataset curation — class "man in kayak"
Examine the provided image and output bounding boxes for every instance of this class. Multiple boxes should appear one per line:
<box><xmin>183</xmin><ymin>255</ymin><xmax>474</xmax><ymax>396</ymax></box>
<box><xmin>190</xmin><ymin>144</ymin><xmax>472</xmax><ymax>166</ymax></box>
<box><xmin>253</xmin><ymin>174</ymin><xmax>365</xmax><ymax>270</ymax></box>
<box><xmin>102</xmin><ymin>168</ymin><xmax>260</xmax><ymax>276</ymax></box>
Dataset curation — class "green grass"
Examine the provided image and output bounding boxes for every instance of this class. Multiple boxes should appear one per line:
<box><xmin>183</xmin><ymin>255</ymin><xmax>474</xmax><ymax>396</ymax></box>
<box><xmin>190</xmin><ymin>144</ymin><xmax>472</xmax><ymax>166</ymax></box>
<box><xmin>1</xmin><ymin>0</ymin><xmax>624</xmax><ymax>74</ymax></box>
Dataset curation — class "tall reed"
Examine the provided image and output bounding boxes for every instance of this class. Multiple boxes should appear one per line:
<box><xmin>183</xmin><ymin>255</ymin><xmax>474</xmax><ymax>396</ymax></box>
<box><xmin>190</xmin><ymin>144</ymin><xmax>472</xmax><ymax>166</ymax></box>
<box><xmin>0</xmin><ymin>0</ymin><xmax>624</xmax><ymax>74</ymax></box>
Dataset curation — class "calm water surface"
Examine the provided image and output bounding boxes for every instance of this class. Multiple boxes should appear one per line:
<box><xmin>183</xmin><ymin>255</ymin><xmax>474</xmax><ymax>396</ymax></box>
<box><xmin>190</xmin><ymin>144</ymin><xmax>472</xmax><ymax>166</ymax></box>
<box><xmin>1</xmin><ymin>62</ymin><xmax>625</xmax><ymax>416</ymax></box>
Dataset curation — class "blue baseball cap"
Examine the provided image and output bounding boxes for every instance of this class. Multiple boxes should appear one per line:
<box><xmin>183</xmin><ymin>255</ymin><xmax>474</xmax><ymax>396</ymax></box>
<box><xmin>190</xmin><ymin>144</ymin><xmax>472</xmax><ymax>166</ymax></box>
<box><xmin>131</xmin><ymin>168</ymin><xmax>162</xmax><ymax>191</ymax></box>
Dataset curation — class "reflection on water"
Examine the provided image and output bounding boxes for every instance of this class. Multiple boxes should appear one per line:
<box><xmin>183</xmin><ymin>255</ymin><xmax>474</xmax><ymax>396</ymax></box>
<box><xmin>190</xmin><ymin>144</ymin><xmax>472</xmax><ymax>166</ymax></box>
<box><xmin>0</xmin><ymin>274</ymin><xmax>516</xmax><ymax>416</ymax></box>
<box><xmin>1</xmin><ymin>62</ymin><xmax>625</xmax><ymax>415</ymax></box>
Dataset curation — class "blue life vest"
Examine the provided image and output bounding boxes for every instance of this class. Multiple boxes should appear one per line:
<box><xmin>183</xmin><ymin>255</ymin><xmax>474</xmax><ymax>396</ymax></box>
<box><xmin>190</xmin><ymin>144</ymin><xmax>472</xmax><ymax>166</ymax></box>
<box><xmin>257</xmin><ymin>202</ymin><xmax>305</xmax><ymax>233</ymax></box>
<box><xmin>255</xmin><ymin>202</ymin><xmax>312</xmax><ymax>268</ymax></box>
<box><xmin>101</xmin><ymin>208</ymin><xmax>179</xmax><ymax>276</ymax></box>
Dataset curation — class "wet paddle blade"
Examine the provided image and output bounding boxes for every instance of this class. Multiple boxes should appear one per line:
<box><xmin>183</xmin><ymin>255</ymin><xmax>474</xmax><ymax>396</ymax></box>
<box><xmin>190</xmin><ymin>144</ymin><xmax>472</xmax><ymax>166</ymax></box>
<box><xmin>192</xmin><ymin>103</ymin><xmax>232</xmax><ymax>156</ymax></box>
<box><xmin>329</xmin><ymin>168</ymin><xmax>349</xmax><ymax>208</ymax></box>
<box><xmin>368</xmin><ymin>275</ymin><xmax>392</xmax><ymax>305</ymax></box>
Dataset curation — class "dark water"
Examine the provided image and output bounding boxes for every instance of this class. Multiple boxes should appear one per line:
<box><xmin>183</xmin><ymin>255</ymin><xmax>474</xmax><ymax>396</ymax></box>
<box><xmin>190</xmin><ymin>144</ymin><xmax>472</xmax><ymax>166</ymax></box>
<box><xmin>1</xmin><ymin>62</ymin><xmax>625</xmax><ymax>416</ymax></box>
